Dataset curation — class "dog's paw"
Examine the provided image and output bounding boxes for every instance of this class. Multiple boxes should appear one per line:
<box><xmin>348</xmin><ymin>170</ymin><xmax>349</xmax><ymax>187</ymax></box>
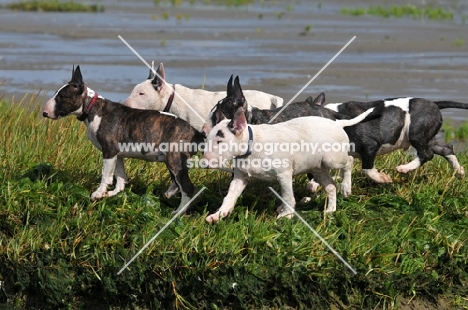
<box><xmin>299</xmin><ymin>196</ymin><xmax>312</xmax><ymax>204</ymax></box>
<box><xmin>206</xmin><ymin>211</ymin><xmax>226</xmax><ymax>224</ymax></box>
<box><xmin>276</xmin><ymin>211</ymin><xmax>294</xmax><ymax>219</ymax></box>
<box><xmin>306</xmin><ymin>180</ymin><xmax>320</xmax><ymax>193</ymax></box>
<box><xmin>276</xmin><ymin>204</ymin><xmax>294</xmax><ymax>219</ymax></box>
<box><xmin>396</xmin><ymin>165</ymin><xmax>412</xmax><ymax>174</ymax></box>
<box><xmin>377</xmin><ymin>172</ymin><xmax>393</xmax><ymax>183</ymax></box>
<box><xmin>364</xmin><ymin>168</ymin><xmax>393</xmax><ymax>183</ymax></box>
<box><xmin>164</xmin><ymin>184</ymin><xmax>180</xmax><ymax>199</ymax></box>
<box><xmin>340</xmin><ymin>183</ymin><xmax>351</xmax><ymax>197</ymax></box>
<box><xmin>90</xmin><ymin>191</ymin><xmax>107</xmax><ymax>201</ymax></box>
<box><xmin>107</xmin><ymin>188</ymin><xmax>123</xmax><ymax>197</ymax></box>
<box><xmin>457</xmin><ymin>166</ymin><xmax>465</xmax><ymax>178</ymax></box>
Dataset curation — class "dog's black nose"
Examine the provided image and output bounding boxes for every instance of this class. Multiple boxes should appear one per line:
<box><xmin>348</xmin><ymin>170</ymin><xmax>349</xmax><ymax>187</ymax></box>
<box><xmin>42</xmin><ymin>111</ymin><xmax>48</xmax><ymax>117</ymax></box>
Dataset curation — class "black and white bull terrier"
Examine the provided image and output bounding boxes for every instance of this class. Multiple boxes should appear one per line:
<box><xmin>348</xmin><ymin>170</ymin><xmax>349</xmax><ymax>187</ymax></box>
<box><xmin>42</xmin><ymin>66</ymin><xmax>205</xmax><ymax>213</ymax></box>
<box><xmin>207</xmin><ymin>76</ymin><xmax>466</xmax><ymax>184</ymax></box>
<box><xmin>203</xmin><ymin>102</ymin><xmax>377</xmax><ymax>223</ymax></box>
<box><xmin>123</xmin><ymin>62</ymin><xmax>284</xmax><ymax>131</ymax></box>
<box><xmin>322</xmin><ymin>98</ymin><xmax>466</xmax><ymax>183</ymax></box>
<box><xmin>203</xmin><ymin>75</ymin><xmax>353</xmax><ymax>133</ymax></box>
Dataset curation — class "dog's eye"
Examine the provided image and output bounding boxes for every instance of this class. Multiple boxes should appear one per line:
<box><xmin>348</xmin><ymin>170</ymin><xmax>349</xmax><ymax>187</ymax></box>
<box><xmin>216</xmin><ymin>140</ymin><xmax>222</xmax><ymax>145</ymax></box>
<box><xmin>139</xmin><ymin>92</ymin><xmax>145</xmax><ymax>96</ymax></box>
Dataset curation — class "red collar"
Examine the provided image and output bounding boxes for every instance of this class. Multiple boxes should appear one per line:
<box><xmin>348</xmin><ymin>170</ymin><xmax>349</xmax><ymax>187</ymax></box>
<box><xmin>77</xmin><ymin>92</ymin><xmax>99</xmax><ymax>122</ymax></box>
<box><xmin>163</xmin><ymin>85</ymin><xmax>176</xmax><ymax>113</ymax></box>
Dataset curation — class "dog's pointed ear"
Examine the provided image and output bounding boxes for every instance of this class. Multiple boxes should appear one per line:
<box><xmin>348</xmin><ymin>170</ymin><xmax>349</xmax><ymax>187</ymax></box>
<box><xmin>233</xmin><ymin>76</ymin><xmax>246</xmax><ymax>108</ymax></box>
<box><xmin>151</xmin><ymin>62</ymin><xmax>165</xmax><ymax>90</ymax></box>
<box><xmin>312</xmin><ymin>92</ymin><xmax>326</xmax><ymax>106</ymax></box>
<box><xmin>226</xmin><ymin>74</ymin><xmax>234</xmax><ymax>96</ymax></box>
<box><xmin>228</xmin><ymin>107</ymin><xmax>247</xmax><ymax>136</ymax></box>
<box><xmin>148</xmin><ymin>61</ymin><xmax>156</xmax><ymax>79</ymax></box>
<box><xmin>71</xmin><ymin>65</ymin><xmax>84</xmax><ymax>86</ymax></box>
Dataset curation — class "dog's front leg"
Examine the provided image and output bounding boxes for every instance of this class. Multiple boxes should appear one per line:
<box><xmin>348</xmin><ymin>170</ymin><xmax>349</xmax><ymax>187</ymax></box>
<box><xmin>206</xmin><ymin>171</ymin><xmax>248</xmax><ymax>224</ymax></box>
<box><xmin>107</xmin><ymin>156</ymin><xmax>128</xmax><ymax>197</ymax></box>
<box><xmin>361</xmin><ymin>148</ymin><xmax>392</xmax><ymax>183</ymax></box>
<box><xmin>91</xmin><ymin>157</ymin><xmax>117</xmax><ymax>201</ymax></box>
<box><xmin>276</xmin><ymin>172</ymin><xmax>295</xmax><ymax>219</ymax></box>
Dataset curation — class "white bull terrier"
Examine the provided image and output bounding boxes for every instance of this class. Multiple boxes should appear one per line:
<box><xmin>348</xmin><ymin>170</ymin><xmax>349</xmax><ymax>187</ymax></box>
<box><xmin>203</xmin><ymin>104</ymin><xmax>377</xmax><ymax>223</ymax></box>
<box><xmin>123</xmin><ymin>63</ymin><xmax>283</xmax><ymax>131</ymax></box>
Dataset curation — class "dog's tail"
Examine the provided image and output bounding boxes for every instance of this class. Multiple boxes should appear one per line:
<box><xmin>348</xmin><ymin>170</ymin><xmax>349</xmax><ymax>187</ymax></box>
<box><xmin>434</xmin><ymin>101</ymin><xmax>468</xmax><ymax>110</ymax></box>
<box><xmin>336</xmin><ymin>106</ymin><xmax>379</xmax><ymax>128</ymax></box>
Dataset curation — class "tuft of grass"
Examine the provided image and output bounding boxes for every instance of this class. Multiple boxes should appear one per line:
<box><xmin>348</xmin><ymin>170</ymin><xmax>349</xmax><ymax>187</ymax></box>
<box><xmin>299</xmin><ymin>24</ymin><xmax>312</xmax><ymax>36</ymax></box>
<box><xmin>341</xmin><ymin>4</ymin><xmax>453</xmax><ymax>21</ymax></box>
<box><xmin>443</xmin><ymin>120</ymin><xmax>468</xmax><ymax>141</ymax></box>
<box><xmin>453</xmin><ymin>38</ymin><xmax>465</xmax><ymax>47</ymax></box>
<box><xmin>0</xmin><ymin>92</ymin><xmax>467</xmax><ymax>308</ymax></box>
<box><xmin>6</xmin><ymin>0</ymin><xmax>104</xmax><ymax>12</ymax></box>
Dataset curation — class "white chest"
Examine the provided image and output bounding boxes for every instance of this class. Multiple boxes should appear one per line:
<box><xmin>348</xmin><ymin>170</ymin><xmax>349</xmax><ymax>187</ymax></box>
<box><xmin>85</xmin><ymin>115</ymin><xmax>103</xmax><ymax>151</ymax></box>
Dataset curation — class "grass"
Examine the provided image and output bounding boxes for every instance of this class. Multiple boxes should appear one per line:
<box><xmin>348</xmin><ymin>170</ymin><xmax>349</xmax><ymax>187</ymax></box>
<box><xmin>341</xmin><ymin>4</ymin><xmax>453</xmax><ymax>21</ymax></box>
<box><xmin>443</xmin><ymin>120</ymin><xmax>468</xmax><ymax>141</ymax></box>
<box><xmin>6</xmin><ymin>0</ymin><xmax>104</xmax><ymax>12</ymax></box>
<box><xmin>0</xmin><ymin>92</ymin><xmax>467</xmax><ymax>309</ymax></box>
<box><xmin>453</xmin><ymin>38</ymin><xmax>465</xmax><ymax>47</ymax></box>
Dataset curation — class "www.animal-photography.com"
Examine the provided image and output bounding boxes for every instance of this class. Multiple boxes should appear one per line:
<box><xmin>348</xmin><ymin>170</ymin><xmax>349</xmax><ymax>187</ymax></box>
<box><xmin>1</xmin><ymin>0</ymin><xmax>467</xmax><ymax>309</ymax></box>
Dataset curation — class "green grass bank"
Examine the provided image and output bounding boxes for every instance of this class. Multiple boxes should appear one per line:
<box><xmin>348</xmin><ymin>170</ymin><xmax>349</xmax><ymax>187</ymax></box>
<box><xmin>0</xmin><ymin>93</ymin><xmax>467</xmax><ymax>309</ymax></box>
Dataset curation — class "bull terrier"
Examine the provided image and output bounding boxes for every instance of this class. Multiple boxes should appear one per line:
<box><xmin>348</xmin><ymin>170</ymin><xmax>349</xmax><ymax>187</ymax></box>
<box><xmin>203</xmin><ymin>101</ymin><xmax>377</xmax><ymax>223</ymax></box>
<box><xmin>203</xmin><ymin>76</ymin><xmax>382</xmax><ymax>194</ymax></box>
<box><xmin>322</xmin><ymin>98</ymin><xmax>467</xmax><ymax>183</ymax></box>
<box><xmin>203</xmin><ymin>75</ymin><xmax>355</xmax><ymax>133</ymax></box>
<box><xmin>42</xmin><ymin>66</ymin><xmax>204</xmax><ymax>213</ymax></box>
<box><xmin>207</xmin><ymin>76</ymin><xmax>465</xmax><ymax>184</ymax></box>
<box><xmin>123</xmin><ymin>62</ymin><xmax>283</xmax><ymax>131</ymax></box>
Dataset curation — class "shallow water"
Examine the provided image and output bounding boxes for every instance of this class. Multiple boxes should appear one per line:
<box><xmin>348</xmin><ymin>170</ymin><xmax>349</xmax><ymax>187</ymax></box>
<box><xmin>0</xmin><ymin>0</ymin><xmax>467</xmax><ymax>127</ymax></box>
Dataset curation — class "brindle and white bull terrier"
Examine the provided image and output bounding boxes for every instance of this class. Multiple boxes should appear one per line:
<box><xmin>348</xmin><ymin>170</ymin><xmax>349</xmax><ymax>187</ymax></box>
<box><xmin>42</xmin><ymin>66</ymin><xmax>204</xmax><ymax>213</ymax></box>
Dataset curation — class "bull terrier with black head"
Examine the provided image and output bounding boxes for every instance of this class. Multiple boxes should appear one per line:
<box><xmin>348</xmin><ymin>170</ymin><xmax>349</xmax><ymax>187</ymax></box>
<box><xmin>203</xmin><ymin>75</ymin><xmax>353</xmax><ymax>133</ymax></box>
<box><xmin>42</xmin><ymin>66</ymin><xmax>205</xmax><ymax>213</ymax></box>
<box><xmin>203</xmin><ymin>89</ymin><xmax>378</xmax><ymax>223</ymax></box>
<box><xmin>123</xmin><ymin>63</ymin><xmax>284</xmax><ymax>131</ymax></box>
<box><xmin>321</xmin><ymin>98</ymin><xmax>467</xmax><ymax>183</ymax></box>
